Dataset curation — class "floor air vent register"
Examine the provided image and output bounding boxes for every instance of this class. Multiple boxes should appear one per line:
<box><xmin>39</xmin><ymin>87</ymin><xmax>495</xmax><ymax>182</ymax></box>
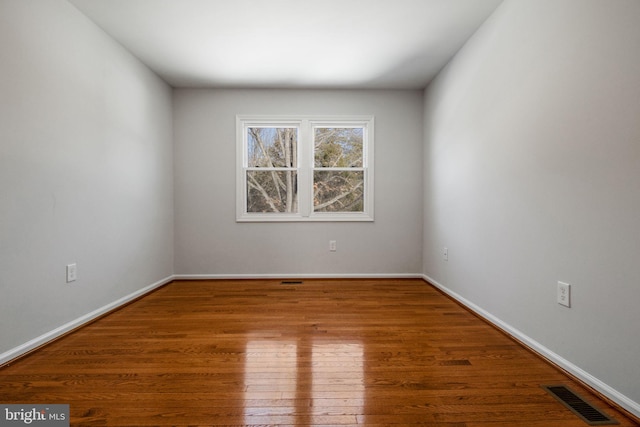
<box><xmin>542</xmin><ymin>385</ymin><xmax>619</xmax><ymax>425</ymax></box>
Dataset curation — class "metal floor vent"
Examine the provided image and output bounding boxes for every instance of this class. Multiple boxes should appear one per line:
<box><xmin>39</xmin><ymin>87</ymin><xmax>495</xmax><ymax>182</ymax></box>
<box><xmin>281</xmin><ymin>280</ymin><xmax>303</xmax><ymax>285</ymax></box>
<box><xmin>542</xmin><ymin>385</ymin><xmax>619</xmax><ymax>425</ymax></box>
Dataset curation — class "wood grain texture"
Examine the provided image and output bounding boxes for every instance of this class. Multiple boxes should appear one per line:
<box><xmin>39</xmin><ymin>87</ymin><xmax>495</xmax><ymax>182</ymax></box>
<box><xmin>1</xmin><ymin>279</ymin><xmax>637</xmax><ymax>426</ymax></box>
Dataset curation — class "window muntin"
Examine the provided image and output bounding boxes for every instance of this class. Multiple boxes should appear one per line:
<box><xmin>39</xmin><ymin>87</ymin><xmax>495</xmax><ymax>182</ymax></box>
<box><xmin>237</xmin><ymin>116</ymin><xmax>373</xmax><ymax>222</ymax></box>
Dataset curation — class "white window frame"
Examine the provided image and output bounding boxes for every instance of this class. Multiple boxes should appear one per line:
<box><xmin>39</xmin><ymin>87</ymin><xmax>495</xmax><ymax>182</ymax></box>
<box><xmin>236</xmin><ymin>115</ymin><xmax>374</xmax><ymax>222</ymax></box>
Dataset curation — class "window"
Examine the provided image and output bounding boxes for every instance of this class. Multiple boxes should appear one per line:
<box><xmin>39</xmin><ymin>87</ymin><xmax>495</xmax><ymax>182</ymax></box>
<box><xmin>236</xmin><ymin>116</ymin><xmax>374</xmax><ymax>222</ymax></box>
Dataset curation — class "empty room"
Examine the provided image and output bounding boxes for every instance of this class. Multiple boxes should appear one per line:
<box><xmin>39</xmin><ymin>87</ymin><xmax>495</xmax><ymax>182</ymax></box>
<box><xmin>1</xmin><ymin>0</ymin><xmax>639</xmax><ymax>425</ymax></box>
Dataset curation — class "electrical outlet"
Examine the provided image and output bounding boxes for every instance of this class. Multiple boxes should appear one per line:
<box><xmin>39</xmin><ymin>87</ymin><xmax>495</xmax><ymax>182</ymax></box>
<box><xmin>557</xmin><ymin>281</ymin><xmax>570</xmax><ymax>307</ymax></box>
<box><xmin>443</xmin><ymin>247</ymin><xmax>448</xmax><ymax>261</ymax></box>
<box><xmin>66</xmin><ymin>263</ymin><xmax>77</xmax><ymax>283</ymax></box>
<box><xmin>329</xmin><ymin>240</ymin><xmax>337</xmax><ymax>252</ymax></box>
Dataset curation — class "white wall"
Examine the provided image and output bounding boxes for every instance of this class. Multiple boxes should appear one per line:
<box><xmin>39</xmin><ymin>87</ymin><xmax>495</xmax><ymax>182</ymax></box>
<box><xmin>423</xmin><ymin>0</ymin><xmax>640</xmax><ymax>415</ymax></box>
<box><xmin>174</xmin><ymin>89</ymin><xmax>423</xmax><ymax>276</ymax></box>
<box><xmin>0</xmin><ymin>0</ymin><xmax>174</xmax><ymax>358</ymax></box>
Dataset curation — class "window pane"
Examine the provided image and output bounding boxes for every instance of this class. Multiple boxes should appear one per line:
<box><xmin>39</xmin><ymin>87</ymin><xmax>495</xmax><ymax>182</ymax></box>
<box><xmin>314</xmin><ymin>128</ymin><xmax>363</xmax><ymax>167</ymax></box>
<box><xmin>247</xmin><ymin>170</ymin><xmax>298</xmax><ymax>213</ymax></box>
<box><xmin>248</xmin><ymin>127</ymin><xmax>297</xmax><ymax>168</ymax></box>
<box><xmin>314</xmin><ymin>170</ymin><xmax>364</xmax><ymax>212</ymax></box>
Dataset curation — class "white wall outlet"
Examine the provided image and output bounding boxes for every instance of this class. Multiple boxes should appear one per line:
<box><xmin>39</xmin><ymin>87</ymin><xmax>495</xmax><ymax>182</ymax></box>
<box><xmin>66</xmin><ymin>263</ymin><xmax>77</xmax><ymax>283</ymax></box>
<box><xmin>557</xmin><ymin>281</ymin><xmax>570</xmax><ymax>307</ymax></box>
<box><xmin>443</xmin><ymin>247</ymin><xmax>448</xmax><ymax>261</ymax></box>
<box><xmin>329</xmin><ymin>240</ymin><xmax>337</xmax><ymax>252</ymax></box>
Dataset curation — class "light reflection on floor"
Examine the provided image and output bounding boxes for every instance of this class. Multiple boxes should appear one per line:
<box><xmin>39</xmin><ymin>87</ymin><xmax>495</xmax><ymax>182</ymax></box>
<box><xmin>244</xmin><ymin>339</ymin><xmax>364</xmax><ymax>425</ymax></box>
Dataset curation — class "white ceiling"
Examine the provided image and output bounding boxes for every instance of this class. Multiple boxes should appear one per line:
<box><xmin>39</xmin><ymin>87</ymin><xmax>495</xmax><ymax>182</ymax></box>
<box><xmin>69</xmin><ymin>0</ymin><xmax>503</xmax><ymax>89</ymax></box>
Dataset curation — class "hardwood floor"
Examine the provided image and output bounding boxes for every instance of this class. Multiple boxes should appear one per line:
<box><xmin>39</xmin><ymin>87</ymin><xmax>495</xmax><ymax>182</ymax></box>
<box><xmin>1</xmin><ymin>279</ymin><xmax>637</xmax><ymax>426</ymax></box>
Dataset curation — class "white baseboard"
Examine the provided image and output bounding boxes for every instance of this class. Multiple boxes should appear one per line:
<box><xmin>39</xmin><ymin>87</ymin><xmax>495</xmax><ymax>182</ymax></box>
<box><xmin>173</xmin><ymin>273</ymin><xmax>424</xmax><ymax>280</ymax></box>
<box><xmin>422</xmin><ymin>274</ymin><xmax>640</xmax><ymax>419</ymax></box>
<box><xmin>0</xmin><ymin>275</ymin><xmax>175</xmax><ymax>366</ymax></box>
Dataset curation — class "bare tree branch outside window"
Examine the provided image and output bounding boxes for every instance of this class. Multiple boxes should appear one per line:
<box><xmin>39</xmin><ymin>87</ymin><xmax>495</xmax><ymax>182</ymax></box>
<box><xmin>313</xmin><ymin>128</ymin><xmax>364</xmax><ymax>212</ymax></box>
<box><xmin>246</xmin><ymin>127</ymin><xmax>298</xmax><ymax>213</ymax></box>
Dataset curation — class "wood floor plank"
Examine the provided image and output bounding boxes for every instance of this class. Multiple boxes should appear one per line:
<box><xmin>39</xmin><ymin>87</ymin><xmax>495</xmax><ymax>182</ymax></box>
<box><xmin>0</xmin><ymin>279</ymin><xmax>637</xmax><ymax>426</ymax></box>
